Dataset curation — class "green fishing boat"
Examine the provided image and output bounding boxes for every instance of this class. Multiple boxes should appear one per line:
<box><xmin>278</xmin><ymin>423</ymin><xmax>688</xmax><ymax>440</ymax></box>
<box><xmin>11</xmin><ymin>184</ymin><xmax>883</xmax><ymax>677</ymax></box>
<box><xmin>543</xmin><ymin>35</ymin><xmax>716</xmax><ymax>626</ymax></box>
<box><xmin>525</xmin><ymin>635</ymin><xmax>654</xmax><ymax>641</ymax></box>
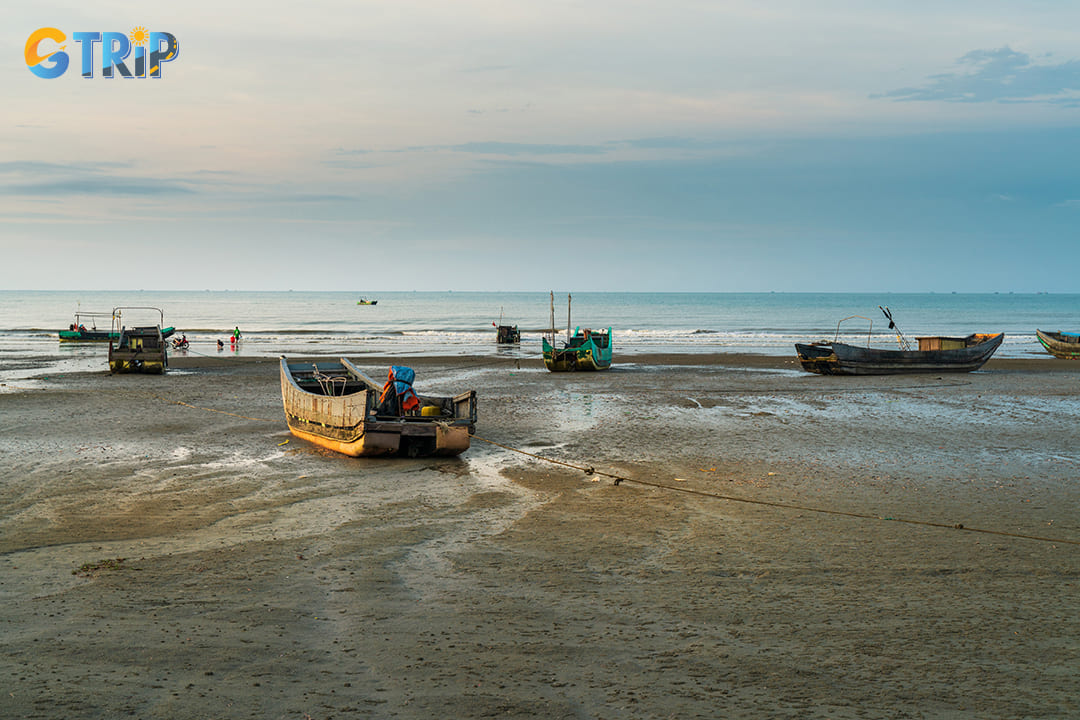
<box><xmin>542</xmin><ymin>292</ymin><xmax>612</xmax><ymax>372</ymax></box>
<box><xmin>59</xmin><ymin>309</ymin><xmax>175</xmax><ymax>342</ymax></box>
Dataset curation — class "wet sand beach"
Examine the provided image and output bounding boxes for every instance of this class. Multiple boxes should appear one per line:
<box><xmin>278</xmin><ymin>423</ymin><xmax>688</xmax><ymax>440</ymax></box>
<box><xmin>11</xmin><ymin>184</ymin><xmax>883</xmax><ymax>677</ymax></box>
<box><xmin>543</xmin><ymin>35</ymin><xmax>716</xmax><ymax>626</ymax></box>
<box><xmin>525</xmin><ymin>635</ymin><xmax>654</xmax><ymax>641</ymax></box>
<box><xmin>1</xmin><ymin>353</ymin><xmax>1078</xmax><ymax>719</ymax></box>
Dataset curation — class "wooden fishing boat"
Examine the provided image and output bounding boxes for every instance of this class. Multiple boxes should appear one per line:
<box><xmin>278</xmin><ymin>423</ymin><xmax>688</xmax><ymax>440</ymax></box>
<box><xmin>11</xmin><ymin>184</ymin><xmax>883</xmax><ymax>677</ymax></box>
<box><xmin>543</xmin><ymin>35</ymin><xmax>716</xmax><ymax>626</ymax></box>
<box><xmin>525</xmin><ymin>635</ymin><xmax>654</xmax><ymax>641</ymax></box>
<box><xmin>280</xmin><ymin>357</ymin><xmax>477</xmax><ymax>457</ymax></box>
<box><xmin>542</xmin><ymin>292</ymin><xmax>611</xmax><ymax>371</ymax></box>
<box><xmin>108</xmin><ymin>307</ymin><xmax>168</xmax><ymax>374</ymax></box>
<box><xmin>797</xmin><ymin>333</ymin><xmax>1003</xmax><ymax>375</ymax></box>
<box><xmin>543</xmin><ymin>328</ymin><xmax>612</xmax><ymax>371</ymax></box>
<box><xmin>493</xmin><ymin>307</ymin><xmax>519</xmax><ymax>343</ymax></box>
<box><xmin>496</xmin><ymin>325</ymin><xmax>520</xmax><ymax>344</ymax></box>
<box><xmin>59</xmin><ymin>311</ymin><xmax>116</xmax><ymax>342</ymax></box>
<box><xmin>796</xmin><ymin>308</ymin><xmax>1003</xmax><ymax>375</ymax></box>
<box><xmin>1035</xmin><ymin>329</ymin><xmax>1080</xmax><ymax>359</ymax></box>
<box><xmin>59</xmin><ymin>308</ymin><xmax>175</xmax><ymax>343</ymax></box>
<box><xmin>356</xmin><ymin>299</ymin><xmax>378</xmax><ymax>305</ymax></box>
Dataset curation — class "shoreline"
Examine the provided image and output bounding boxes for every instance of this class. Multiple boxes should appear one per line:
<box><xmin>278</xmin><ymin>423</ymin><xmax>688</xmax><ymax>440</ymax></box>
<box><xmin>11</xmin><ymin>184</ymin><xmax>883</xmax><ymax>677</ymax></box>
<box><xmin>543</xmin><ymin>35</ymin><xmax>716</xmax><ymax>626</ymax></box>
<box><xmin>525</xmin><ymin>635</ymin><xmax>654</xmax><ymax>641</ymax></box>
<box><xmin>172</xmin><ymin>351</ymin><xmax>1080</xmax><ymax>371</ymax></box>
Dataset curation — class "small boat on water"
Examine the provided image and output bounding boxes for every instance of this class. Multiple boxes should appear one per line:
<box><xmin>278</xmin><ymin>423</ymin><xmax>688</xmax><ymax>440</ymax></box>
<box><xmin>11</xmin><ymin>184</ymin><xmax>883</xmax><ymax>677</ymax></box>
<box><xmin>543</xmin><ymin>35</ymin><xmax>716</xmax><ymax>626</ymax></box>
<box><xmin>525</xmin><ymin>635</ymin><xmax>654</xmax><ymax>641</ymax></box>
<box><xmin>108</xmin><ymin>307</ymin><xmax>168</xmax><ymax>374</ymax></box>
<box><xmin>496</xmin><ymin>325</ymin><xmax>520</xmax><ymax>343</ymax></box>
<box><xmin>356</xmin><ymin>298</ymin><xmax>378</xmax><ymax>305</ymax></box>
<box><xmin>280</xmin><ymin>357</ymin><xmax>477</xmax><ymax>457</ymax></box>
<box><xmin>542</xmin><ymin>292</ymin><xmax>611</xmax><ymax>372</ymax></box>
<box><xmin>59</xmin><ymin>310</ymin><xmax>175</xmax><ymax>342</ymax></box>
<box><xmin>795</xmin><ymin>307</ymin><xmax>1003</xmax><ymax>375</ymax></box>
<box><xmin>494</xmin><ymin>307</ymin><xmax>520</xmax><ymax>344</ymax></box>
<box><xmin>1035</xmin><ymin>329</ymin><xmax>1080</xmax><ymax>359</ymax></box>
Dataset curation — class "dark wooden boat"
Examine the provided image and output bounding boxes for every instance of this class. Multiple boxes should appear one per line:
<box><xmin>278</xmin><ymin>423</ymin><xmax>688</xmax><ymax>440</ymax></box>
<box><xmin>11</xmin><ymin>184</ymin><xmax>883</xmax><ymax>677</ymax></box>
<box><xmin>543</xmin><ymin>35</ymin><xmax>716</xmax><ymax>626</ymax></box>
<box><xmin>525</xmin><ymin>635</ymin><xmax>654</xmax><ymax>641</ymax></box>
<box><xmin>796</xmin><ymin>333</ymin><xmax>1004</xmax><ymax>375</ymax></box>
<box><xmin>280</xmin><ymin>357</ymin><xmax>476</xmax><ymax>457</ymax></box>
<box><xmin>495</xmin><ymin>325</ymin><xmax>520</xmax><ymax>344</ymax></box>
<box><xmin>1035</xmin><ymin>329</ymin><xmax>1080</xmax><ymax>359</ymax></box>
<box><xmin>356</xmin><ymin>299</ymin><xmax>378</xmax><ymax>305</ymax></box>
<box><xmin>108</xmin><ymin>307</ymin><xmax>168</xmax><ymax>374</ymax></box>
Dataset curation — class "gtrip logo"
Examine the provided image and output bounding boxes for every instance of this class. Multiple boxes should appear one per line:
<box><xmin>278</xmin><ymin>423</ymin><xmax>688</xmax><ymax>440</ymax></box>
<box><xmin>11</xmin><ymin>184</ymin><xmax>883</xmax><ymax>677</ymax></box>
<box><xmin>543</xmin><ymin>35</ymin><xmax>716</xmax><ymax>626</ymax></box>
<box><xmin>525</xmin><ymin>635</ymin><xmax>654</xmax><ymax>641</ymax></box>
<box><xmin>25</xmin><ymin>27</ymin><xmax>179</xmax><ymax>79</ymax></box>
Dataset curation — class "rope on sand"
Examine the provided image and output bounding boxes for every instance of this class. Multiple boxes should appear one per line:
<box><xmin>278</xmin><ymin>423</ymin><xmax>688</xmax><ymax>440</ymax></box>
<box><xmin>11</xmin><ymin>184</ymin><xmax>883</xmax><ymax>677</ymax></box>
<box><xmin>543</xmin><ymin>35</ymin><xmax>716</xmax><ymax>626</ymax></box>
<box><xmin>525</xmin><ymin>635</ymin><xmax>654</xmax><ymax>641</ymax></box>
<box><xmin>468</xmin><ymin>434</ymin><xmax>1080</xmax><ymax>547</ymax></box>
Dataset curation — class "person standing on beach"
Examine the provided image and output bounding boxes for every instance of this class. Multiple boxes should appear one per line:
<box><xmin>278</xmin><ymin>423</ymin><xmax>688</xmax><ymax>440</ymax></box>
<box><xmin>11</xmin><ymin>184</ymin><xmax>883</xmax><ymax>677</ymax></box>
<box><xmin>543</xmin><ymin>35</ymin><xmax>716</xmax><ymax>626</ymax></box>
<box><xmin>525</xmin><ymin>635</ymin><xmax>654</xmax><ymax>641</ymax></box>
<box><xmin>233</xmin><ymin>327</ymin><xmax>241</xmax><ymax>342</ymax></box>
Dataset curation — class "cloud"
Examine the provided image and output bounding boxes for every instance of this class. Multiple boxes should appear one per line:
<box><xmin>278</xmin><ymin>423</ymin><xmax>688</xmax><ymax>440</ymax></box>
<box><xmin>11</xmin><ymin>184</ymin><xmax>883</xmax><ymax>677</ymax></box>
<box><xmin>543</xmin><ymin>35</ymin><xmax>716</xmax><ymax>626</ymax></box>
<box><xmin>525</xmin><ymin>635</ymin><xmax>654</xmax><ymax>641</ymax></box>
<box><xmin>7</xmin><ymin>178</ymin><xmax>197</xmax><ymax>196</ymax></box>
<box><xmin>875</xmin><ymin>47</ymin><xmax>1080</xmax><ymax>103</ymax></box>
<box><xmin>389</xmin><ymin>142</ymin><xmax>609</xmax><ymax>156</ymax></box>
<box><xmin>0</xmin><ymin>161</ymin><xmax>232</xmax><ymax>197</ymax></box>
<box><xmin>0</xmin><ymin>160</ymin><xmax>132</xmax><ymax>176</ymax></box>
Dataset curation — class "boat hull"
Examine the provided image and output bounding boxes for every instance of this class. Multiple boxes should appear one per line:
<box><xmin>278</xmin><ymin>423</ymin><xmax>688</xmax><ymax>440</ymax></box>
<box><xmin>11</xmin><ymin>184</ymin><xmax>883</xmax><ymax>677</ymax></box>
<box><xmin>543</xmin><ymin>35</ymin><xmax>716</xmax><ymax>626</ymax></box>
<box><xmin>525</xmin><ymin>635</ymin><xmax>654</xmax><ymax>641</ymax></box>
<box><xmin>796</xmin><ymin>333</ymin><xmax>1003</xmax><ymax>375</ymax></box>
<box><xmin>61</xmin><ymin>330</ymin><xmax>118</xmax><ymax>343</ymax></box>
<box><xmin>280</xmin><ymin>357</ymin><xmax>475</xmax><ymax>457</ymax></box>
<box><xmin>61</xmin><ymin>326</ymin><xmax>174</xmax><ymax>343</ymax></box>
<box><xmin>1035</xmin><ymin>329</ymin><xmax>1080</xmax><ymax>359</ymax></box>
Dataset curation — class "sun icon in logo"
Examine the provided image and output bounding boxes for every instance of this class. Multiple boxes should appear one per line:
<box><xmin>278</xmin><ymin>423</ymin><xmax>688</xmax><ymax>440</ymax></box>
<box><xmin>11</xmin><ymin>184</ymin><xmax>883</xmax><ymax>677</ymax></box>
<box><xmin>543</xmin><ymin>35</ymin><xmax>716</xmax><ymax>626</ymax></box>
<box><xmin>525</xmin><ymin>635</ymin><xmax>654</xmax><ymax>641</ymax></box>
<box><xmin>129</xmin><ymin>26</ymin><xmax>149</xmax><ymax>46</ymax></box>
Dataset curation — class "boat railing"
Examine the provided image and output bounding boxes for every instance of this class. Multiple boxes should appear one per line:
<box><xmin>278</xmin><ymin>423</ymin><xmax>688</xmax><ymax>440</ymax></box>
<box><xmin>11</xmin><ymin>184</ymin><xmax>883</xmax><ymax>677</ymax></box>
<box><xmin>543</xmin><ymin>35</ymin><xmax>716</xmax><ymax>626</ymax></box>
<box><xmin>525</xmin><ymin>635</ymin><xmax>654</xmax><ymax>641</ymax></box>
<box><xmin>72</xmin><ymin>311</ymin><xmax>115</xmax><ymax>331</ymax></box>
<box><xmin>111</xmin><ymin>306</ymin><xmax>165</xmax><ymax>334</ymax></box>
<box><xmin>833</xmin><ymin>315</ymin><xmax>873</xmax><ymax>346</ymax></box>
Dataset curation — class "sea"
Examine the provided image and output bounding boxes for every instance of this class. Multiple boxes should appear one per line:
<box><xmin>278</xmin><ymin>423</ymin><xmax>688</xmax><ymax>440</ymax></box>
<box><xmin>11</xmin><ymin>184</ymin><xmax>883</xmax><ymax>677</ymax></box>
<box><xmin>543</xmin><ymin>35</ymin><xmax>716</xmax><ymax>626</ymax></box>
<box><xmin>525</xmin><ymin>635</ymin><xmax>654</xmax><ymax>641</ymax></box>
<box><xmin>1</xmin><ymin>290</ymin><xmax>1076</xmax><ymax>383</ymax></box>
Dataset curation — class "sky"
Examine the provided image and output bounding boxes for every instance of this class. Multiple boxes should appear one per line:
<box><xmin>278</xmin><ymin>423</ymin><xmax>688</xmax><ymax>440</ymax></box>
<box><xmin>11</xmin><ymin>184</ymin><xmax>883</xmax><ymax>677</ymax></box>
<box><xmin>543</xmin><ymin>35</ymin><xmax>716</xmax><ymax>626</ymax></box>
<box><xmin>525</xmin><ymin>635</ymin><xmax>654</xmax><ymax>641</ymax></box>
<box><xmin>3</xmin><ymin>1</ymin><xmax>1080</xmax><ymax>292</ymax></box>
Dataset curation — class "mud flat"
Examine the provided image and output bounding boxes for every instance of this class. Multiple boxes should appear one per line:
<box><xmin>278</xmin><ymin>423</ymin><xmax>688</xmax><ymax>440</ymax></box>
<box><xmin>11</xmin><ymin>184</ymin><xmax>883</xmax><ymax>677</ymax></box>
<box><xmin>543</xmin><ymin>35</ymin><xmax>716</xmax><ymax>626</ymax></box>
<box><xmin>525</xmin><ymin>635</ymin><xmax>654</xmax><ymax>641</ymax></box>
<box><xmin>1</xmin><ymin>353</ymin><xmax>1078</xmax><ymax>719</ymax></box>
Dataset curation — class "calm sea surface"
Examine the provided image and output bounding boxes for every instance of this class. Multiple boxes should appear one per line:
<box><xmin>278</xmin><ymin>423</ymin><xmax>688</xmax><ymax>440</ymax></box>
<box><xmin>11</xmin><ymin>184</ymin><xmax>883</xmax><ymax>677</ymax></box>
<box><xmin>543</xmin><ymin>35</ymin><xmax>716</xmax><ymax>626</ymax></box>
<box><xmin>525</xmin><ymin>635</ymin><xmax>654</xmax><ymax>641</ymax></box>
<box><xmin>1</xmin><ymin>291</ymin><xmax>1076</xmax><ymax>381</ymax></box>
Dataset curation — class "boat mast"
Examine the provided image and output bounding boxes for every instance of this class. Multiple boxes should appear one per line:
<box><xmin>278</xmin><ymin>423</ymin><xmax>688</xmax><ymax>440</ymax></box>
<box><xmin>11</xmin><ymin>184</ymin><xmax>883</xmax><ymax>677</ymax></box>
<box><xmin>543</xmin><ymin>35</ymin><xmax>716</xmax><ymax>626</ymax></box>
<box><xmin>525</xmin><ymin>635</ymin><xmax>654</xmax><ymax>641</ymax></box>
<box><xmin>549</xmin><ymin>291</ymin><xmax>555</xmax><ymax>344</ymax></box>
<box><xmin>567</xmin><ymin>293</ymin><xmax>572</xmax><ymax>340</ymax></box>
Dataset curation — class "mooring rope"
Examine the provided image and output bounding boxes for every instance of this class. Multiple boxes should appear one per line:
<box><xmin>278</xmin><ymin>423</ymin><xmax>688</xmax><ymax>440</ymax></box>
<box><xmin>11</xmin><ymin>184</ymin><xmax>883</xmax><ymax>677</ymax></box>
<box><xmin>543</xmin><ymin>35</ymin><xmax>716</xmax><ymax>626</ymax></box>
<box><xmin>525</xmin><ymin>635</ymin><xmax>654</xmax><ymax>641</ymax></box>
<box><xmin>468</xmin><ymin>434</ymin><xmax>1080</xmax><ymax>547</ymax></box>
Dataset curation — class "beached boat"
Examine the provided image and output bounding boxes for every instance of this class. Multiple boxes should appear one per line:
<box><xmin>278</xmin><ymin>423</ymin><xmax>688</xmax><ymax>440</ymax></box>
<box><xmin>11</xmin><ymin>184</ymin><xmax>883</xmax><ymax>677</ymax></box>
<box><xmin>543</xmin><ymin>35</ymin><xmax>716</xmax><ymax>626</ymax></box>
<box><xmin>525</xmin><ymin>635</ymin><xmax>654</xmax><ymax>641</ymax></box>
<box><xmin>796</xmin><ymin>308</ymin><xmax>1003</xmax><ymax>375</ymax></box>
<box><xmin>1035</xmin><ymin>329</ymin><xmax>1080</xmax><ymax>359</ymax></box>
<box><xmin>356</xmin><ymin>299</ymin><xmax>378</xmax><ymax>305</ymax></box>
<box><xmin>108</xmin><ymin>307</ymin><xmax>168</xmax><ymax>374</ymax></box>
<box><xmin>796</xmin><ymin>334</ymin><xmax>1003</xmax><ymax>375</ymax></box>
<box><xmin>280</xmin><ymin>357</ymin><xmax>477</xmax><ymax>457</ymax></box>
<box><xmin>542</xmin><ymin>293</ymin><xmax>611</xmax><ymax>372</ymax></box>
<box><xmin>543</xmin><ymin>329</ymin><xmax>612</xmax><ymax>371</ymax></box>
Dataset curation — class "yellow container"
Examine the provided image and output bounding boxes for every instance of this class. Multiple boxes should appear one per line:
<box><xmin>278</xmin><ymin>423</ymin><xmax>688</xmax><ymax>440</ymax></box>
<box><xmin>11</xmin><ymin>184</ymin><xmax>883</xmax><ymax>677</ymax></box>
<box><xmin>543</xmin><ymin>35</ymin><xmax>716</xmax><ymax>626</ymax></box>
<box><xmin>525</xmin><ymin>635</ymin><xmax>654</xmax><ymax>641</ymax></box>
<box><xmin>421</xmin><ymin>405</ymin><xmax>441</xmax><ymax>417</ymax></box>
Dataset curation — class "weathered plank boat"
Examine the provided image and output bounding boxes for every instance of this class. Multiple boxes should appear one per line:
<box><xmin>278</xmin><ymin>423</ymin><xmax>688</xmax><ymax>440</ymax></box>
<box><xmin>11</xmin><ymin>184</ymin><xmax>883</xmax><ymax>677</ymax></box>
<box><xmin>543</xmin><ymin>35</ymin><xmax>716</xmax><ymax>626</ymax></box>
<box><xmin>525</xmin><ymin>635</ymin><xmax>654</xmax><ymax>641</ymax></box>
<box><xmin>108</xmin><ymin>307</ymin><xmax>168</xmax><ymax>374</ymax></box>
<box><xmin>356</xmin><ymin>298</ymin><xmax>378</xmax><ymax>305</ymax></box>
<box><xmin>1035</xmin><ymin>329</ymin><xmax>1080</xmax><ymax>359</ymax></box>
<box><xmin>542</xmin><ymin>292</ymin><xmax>611</xmax><ymax>371</ymax></box>
<box><xmin>496</xmin><ymin>325</ymin><xmax>520</xmax><ymax>344</ymax></box>
<box><xmin>280</xmin><ymin>357</ymin><xmax>477</xmax><ymax>457</ymax></box>
<box><xmin>796</xmin><ymin>308</ymin><xmax>1003</xmax><ymax>375</ymax></box>
<box><xmin>796</xmin><ymin>334</ymin><xmax>1003</xmax><ymax>375</ymax></box>
<box><xmin>493</xmin><ymin>307</ymin><xmax>520</xmax><ymax>344</ymax></box>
